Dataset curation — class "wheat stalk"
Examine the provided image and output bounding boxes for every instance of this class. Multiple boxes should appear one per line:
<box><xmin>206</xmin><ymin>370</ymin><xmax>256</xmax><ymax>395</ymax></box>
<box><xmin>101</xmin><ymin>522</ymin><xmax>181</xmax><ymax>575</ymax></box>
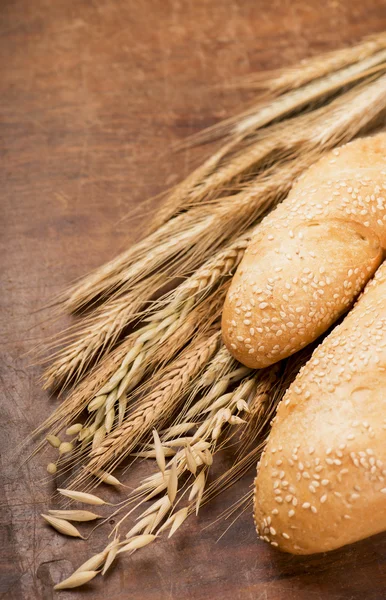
<box><xmin>152</xmin><ymin>51</ymin><xmax>386</xmax><ymax>228</ymax></box>
<box><xmin>60</xmin><ymin>72</ymin><xmax>386</xmax><ymax>321</ymax></box>
<box><xmin>37</xmin><ymin>40</ymin><xmax>386</xmax><ymax>592</ymax></box>
<box><xmin>175</xmin><ymin>47</ymin><xmax>386</xmax><ymax>151</ymax></box>
<box><xmin>40</xmin><ymin>72</ymin><xmax>386</xmax><ymax>463</ymax></box>
<box><xmin>174</xmin><ymin>69</ymin><xmax>386</xmax><ymax>208</ymax></box>
<box><xmin>235</xmin><ymin>32</ymin><xmax>386</xmax><ymax>93</ymax></box>
<box><xmin>44</xmin><ymin>232</ymin><xmax>252</xmax><ymax>391</ymax></box>
<box><xmin>40</xmin><ymin>294</ymin><xmax>223</xmax><ymax>476</ymax></box>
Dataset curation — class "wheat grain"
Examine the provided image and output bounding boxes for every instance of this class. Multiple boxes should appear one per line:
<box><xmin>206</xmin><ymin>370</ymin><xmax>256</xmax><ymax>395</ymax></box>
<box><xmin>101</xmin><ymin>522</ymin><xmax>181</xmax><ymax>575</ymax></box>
<box><xmin>117</xmin><ymin>534</ymin><xmax>156</xmax><ymax>555</ymax></box>
<box><xmin>41</xmin><ymin>514</ymin><xmax>84</xmax><ymax>538</ymax></box>
<box><xmin>54</xmin><ymin>571</ymin><xmax>99</xmax><ymax>590</ymax></box>
<box><xmin>66</xmin><ymin>423</ymin><xmax>83</xmax><ymax>435</ymax></box>
<box><xmin>101</xmin><ymin>539</ymin><xmax>120</xmax><ymax>575</ymax></box>
<box><xmin>59</xmin><ymin>441</ymin><xmax>73</xmax><ymax>455</ymax></box>
<box><xmin>46</xmin><ymin>434</ymin><xmax>61</xmax><ymax>448</ymax></box>
<box><xmin>48</xmin><ymin>509</ymin><xmax>102</xmax><ymax>521</ymax></box>
<box><xmin>58</xmin><ymin>488</ymin><xmax>108</xmax><ymax>506</ymax></box>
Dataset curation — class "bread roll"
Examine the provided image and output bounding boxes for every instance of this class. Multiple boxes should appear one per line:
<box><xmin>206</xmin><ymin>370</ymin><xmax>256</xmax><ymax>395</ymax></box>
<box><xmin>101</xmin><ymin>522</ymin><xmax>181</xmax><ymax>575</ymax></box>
<box><xmin>222</xmin><ymin>133</ymin><xmax>386</xmax><ymax>368</ymax></box>
<box><xmin>253</xmin><ymin>261</ymin><xmax>386</xmax><ymax>554</ymax></box>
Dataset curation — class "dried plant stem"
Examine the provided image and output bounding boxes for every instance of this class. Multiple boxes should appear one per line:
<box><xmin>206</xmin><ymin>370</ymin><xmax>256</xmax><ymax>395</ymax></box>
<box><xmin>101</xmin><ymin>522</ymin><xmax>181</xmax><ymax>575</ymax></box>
<box><xmin>41</xmin><ymin>69</ymin><xmax>386</xmax><ymax>455</ymax></box>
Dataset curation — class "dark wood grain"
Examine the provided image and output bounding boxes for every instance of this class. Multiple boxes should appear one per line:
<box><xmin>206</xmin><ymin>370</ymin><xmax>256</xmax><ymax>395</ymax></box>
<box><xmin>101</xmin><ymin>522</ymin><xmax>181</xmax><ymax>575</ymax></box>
<box><xmin>2</xmin><ymin>1</ymin><xmax>386</xmax><ymax>598</ymax></box>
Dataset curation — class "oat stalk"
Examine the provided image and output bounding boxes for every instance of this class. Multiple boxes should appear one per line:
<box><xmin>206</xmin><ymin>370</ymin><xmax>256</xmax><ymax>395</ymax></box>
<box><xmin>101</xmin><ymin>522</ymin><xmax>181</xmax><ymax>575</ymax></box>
<box><xmin>77</xmin><ymin>330</ymin><xmax>221</xmax><ymax>481</ymax></box>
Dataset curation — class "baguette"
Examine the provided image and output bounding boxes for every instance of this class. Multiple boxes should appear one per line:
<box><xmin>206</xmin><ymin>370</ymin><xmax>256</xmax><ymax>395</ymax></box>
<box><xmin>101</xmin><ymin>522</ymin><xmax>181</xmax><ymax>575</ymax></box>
<box><xmin>253</xmin><ymin>261</ymin><xmax>386</xmax><ymax>554</ymax></box>
<box><xmin>222</xmin><ymin>133</ymin><xmax>386</xmax><ymax>368</ymax></box>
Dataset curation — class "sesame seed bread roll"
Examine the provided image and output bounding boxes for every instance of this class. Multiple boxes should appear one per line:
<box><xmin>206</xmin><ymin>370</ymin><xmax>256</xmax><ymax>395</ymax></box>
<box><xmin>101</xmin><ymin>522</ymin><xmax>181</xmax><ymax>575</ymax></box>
<box><xmin>222</xmin><ymin>133</ymin><xmax>386</xmax><ymax>368</ymax></box>
<box><xmin>254</xmin><ymin>261</ymin><xmax>386</xmax><ymax>554</ymax></box>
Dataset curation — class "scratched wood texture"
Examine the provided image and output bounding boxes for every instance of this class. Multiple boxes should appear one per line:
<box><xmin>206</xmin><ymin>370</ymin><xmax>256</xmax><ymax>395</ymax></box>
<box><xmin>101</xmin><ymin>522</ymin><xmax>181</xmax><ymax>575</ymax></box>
<box><xmin>2</xmin><ymin>1</ymin><xmax>386</xmax><ymax>599</ymax></box>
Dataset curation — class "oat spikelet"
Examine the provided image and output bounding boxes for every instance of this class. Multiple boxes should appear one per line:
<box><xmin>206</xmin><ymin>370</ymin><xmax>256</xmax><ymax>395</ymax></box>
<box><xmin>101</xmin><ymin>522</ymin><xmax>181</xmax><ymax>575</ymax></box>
<box><xmin>80</xmin><ymin>330</ymin><xmax>221</xmax><ymax>478</ymax></box>
<box><xmin>58</xmin><ymin>488</ymin><xmax>108</xmax><ymax>506</ymax></box>
<box><xmin>48</xmin><ymin>509</ymin><xmax>102</xmax><ymax>521</ymax></box>
<box><xmin>54</xmin><ymin>571</ymin><xmax>99</xmax><ymax>590</ymax></box>
<box><xmin>118</xmin><ymin>534</ymin><xmax>156</xmax><ymax>554</ymax></box>
<box><xmin>41</xmin><ymin>514</ymin><xmax>84</xmax><ymax>538</ymax></box>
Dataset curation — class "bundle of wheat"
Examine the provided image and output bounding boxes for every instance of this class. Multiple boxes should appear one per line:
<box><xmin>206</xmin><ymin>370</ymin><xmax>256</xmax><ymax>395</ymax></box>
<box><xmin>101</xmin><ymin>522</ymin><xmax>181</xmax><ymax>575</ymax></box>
<box><xmin>33</xmin><ymin>33</ymin><xmax>386</xmax><ymax>590</ymax></box>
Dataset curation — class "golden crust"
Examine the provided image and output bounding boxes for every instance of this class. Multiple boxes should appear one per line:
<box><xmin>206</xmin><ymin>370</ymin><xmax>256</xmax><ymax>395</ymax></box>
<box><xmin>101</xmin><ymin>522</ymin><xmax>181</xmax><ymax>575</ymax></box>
<box><xmin>253</xmin><ymin>262</ymin><xmax>386</xmax><ymax>554</ymax></box>
<box><xmin>222</xmin><ymin>133</ymin><xmax>386</xmax><ymax>368</ymax></box>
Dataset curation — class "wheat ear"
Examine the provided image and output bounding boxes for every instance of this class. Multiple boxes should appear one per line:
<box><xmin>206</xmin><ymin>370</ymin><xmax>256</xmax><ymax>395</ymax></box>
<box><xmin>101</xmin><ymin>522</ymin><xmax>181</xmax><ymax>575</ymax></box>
<box><xmin>44</xmin><ymin>232</ymin><xmax>252</xmax><ymax>391</ymax></box>
<box><xmin>40</xmin><ymin>293</ymin><xmax>224</xmax><ymax>478</ymax></box>
<box><xmin>175</xmin><ymin>47</ymin><xmax>386</xmax><ymax>150</ymax></box>
<box><xmin>59</xmin><ymin>58</ymin><xmax>386</xmax><ymax>316</ymax></box>
<box><xmin>42</xmin><ymin>288</ymin><xmax>145</xmax><ymax>391</ymax></box>
<box><xmin>61</xmin><ymin>72</ymin><xmax>386</xmax><ymax>318</ymax></box>
<box><xmin>64</xmin><ymin>210</ymin><xmax>198</xmax><ymax>313</ymax></box>
<box><xmin>235</xmin><ymin>32</ymin><xmax>386</xmax><ymax>93</ymax></box>
<box><xmin>154</xmin><ymin>52</ymin><xmax>386</xmax><ymax>228</ymax></box>
<box><xmin>173</xmin><ymin>70</ymin><xmax>386</xmax><ymax>207</ymax></box>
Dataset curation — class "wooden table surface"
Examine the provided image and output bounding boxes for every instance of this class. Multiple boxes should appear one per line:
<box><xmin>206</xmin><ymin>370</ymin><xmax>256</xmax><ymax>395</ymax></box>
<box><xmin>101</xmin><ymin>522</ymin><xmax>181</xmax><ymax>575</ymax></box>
<box><xmin>2</xmin><ymin>1</ymin><xmax>386</xmax><ymax>598</ymax></box>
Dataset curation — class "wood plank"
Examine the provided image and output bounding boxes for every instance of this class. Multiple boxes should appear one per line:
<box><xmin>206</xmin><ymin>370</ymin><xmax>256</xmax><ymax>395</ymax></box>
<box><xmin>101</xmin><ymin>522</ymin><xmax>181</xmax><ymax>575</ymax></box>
<box><xmin>1</xmin><ymin>1</ymin><xmax>386</xmax><ymax>598</ymax></box>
